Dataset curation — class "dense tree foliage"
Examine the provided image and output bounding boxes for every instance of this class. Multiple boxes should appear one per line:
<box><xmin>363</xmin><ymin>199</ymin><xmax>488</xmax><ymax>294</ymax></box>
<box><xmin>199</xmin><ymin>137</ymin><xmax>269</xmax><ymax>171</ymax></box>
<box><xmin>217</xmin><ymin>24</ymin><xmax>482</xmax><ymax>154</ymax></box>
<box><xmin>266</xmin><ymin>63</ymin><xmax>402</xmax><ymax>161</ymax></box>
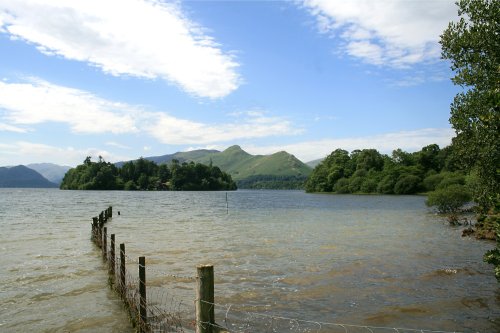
<box><xmin>426</xmin><ymin>184</ymin><xmax>472</xmax><ymax>215</ymax></box>
<box><xmin>440</xmin><ymin>0</ymin><xmax>499</xmax><ymax>210</ymax></box>
<box><xmin>61</xmin><ymin>157</ymin><xmax>237</xmax><ymax>191</ymax></box>
<box><xmin>305</xmin><ymin>144</ymin><xmax>466</xmax><ymax>196</ymax></box>
<box><xmin>440</xmin><ymin>0</ymin><xmax>500</xmax><ymax>280</ymax></box>
<box><xmin>237</xmin><ymin>175</ymin><xmax>308</xmax><ymax>190</ymax></box>
<box><xmin>61</xmin><ymin>156</ymin><xmax>122</xmax><ymax>190</ymax></box>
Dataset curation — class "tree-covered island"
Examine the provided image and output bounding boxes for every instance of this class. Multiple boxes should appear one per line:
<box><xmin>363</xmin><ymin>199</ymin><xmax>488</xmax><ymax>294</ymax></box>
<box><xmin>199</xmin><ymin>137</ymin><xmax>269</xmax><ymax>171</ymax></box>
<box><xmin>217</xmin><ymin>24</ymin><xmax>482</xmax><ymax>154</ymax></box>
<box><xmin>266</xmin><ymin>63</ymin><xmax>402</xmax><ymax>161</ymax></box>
<box><xmin>60</xmin><ymin>156</ymin><xmax>237</xmax><ymax>191</ymax></box>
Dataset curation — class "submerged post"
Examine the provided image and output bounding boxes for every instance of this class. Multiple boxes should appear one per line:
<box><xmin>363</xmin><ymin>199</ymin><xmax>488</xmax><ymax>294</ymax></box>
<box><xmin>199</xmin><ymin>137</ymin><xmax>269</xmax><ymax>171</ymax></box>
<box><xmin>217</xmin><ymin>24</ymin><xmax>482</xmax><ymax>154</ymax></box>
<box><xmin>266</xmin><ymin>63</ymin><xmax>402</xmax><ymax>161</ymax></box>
<box><xmin>139</xmin><ymin>256</ymin><xmax>147</xmax><ymax>332</ymax></box>
<box><xmin>120</xmin><ymin>243</ymin><xmax>126</xmax><ymax>296</ymax></box>
<box><xmin>196</xmin><ymin>265</ymin><xmax>214</xmax><ymax>333</ymax></box>
<box><xmin>97</xmin><ymin>227</ymin><xmax>102</xmax><ymax>248</ymax></box>
<box><xmin>102</xmin><ymin>227</ymin><xmax>107</xmax><ymax>261</ymax></box>
<box><xmin>91</xmin><ymin>217</ymin><xmax>98</xmax><ymax>242</ymax></box>
<box><xmin>110</xmin><ymin>234</ymin><xmax>115</xmax><ymax>276</ymax></box>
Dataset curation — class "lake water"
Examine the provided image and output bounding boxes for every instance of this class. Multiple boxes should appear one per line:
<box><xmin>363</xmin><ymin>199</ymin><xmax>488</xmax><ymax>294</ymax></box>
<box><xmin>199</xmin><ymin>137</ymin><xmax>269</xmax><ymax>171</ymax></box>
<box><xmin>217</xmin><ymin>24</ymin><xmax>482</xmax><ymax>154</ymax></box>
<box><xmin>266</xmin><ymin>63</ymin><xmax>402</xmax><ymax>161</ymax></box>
<box><xmin>0</xmin><ymin>189</ymin><xmax>499</xmax><ymax>332</ymax></box>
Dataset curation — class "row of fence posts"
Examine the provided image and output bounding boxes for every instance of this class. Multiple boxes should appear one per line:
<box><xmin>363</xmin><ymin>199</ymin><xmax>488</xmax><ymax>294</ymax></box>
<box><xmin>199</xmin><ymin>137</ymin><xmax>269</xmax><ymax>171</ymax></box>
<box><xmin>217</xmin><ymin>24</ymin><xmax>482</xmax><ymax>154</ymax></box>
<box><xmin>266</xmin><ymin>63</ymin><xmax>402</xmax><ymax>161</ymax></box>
<box><xmin>90</xmin><ymin>206</ymin><xmax>220</xmax><ymax>333</ymax></box>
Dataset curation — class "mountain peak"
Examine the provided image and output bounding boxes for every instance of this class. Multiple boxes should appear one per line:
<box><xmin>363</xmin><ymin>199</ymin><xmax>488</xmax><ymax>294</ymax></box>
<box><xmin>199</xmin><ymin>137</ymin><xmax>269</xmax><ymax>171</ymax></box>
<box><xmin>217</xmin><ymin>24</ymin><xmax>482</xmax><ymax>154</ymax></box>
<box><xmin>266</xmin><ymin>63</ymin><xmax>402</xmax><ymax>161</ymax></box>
<box><xmin>224</xmin><ymin>145</ymin><xmax>243</xmax><ymax>151</ymax></box>
<box><xmin>223</xmin><ymin>145</ymin><xmax>251</xmax><ymax>157</ymax></box>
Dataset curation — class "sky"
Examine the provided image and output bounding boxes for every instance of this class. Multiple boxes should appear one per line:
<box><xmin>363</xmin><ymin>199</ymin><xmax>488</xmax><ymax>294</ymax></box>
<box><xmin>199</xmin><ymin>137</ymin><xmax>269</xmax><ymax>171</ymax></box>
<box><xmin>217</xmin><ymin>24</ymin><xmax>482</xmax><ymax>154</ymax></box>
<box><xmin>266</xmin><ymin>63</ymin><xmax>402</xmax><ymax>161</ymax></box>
<box><xmin>0</xmin><ymin>0</ymin><xmax>462</xmax><ymax>166</ymax></box>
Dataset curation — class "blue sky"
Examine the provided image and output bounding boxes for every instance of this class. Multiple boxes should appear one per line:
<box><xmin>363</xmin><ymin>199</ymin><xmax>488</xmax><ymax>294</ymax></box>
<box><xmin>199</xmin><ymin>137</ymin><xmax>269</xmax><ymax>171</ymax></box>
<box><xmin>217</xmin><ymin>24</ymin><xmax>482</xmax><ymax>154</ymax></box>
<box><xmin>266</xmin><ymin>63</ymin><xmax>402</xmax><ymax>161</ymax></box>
<box><xmin>0</xmin><ymin>0</ymin><xmax>460</xmax><ymax>166</ymax></box>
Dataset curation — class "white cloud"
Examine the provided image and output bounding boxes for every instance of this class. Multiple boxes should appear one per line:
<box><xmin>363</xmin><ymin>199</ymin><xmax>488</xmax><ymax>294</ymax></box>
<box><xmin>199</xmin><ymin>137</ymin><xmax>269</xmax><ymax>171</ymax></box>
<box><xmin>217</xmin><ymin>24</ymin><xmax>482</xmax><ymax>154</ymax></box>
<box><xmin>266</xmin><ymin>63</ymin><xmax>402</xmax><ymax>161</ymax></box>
<box><xmin>148</xmin><ymin>111</ymin><xmax>302</xmax><ymax>145</ymax></box>
<box><xmin>0</xmin><ymin>0</ymin><xmax>240</xmax><ymax>98</ymax></box>
<box><xmin>302</xmin><ymin>0</ymin><xmax>456</xmax><ymax>67</ymax></box>
<box><xmin>0</xmin><ymin>122</ymin><xmax>29</xmax><ymax>133</ymax></box>
<box><xmin>346</xmin><ymin>41</ymin><xmax>383</xmax><ymax>65</ymax></box>
<box><xmin>0</xmin><ymin>78</ymin><xmax>138</xmax><ymax>133</ymax></box>
<box><xmin>106</xmin><ymin>141</ymin><xmax>131</xmax><ymax>149</ymax></box>
<box><xmin>0</xmin><ymin>141</ymin><xmax>131</xmax><ymax>166</ymax></box>
<box><xmin>0</xmin><ymin>78</ymin><xmax>300</xmax><ymax>146</ymax></box>
<box><xmin>242</xmin><ymin>128</ymin><xmax>455</xmax><ymax>162</ymax></box>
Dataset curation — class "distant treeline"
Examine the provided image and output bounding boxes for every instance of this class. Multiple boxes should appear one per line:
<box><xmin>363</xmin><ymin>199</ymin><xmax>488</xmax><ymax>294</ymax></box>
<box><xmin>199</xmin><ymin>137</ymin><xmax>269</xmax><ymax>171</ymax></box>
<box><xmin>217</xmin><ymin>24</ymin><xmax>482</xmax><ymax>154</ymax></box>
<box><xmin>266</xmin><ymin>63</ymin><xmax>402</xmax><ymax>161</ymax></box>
<box><xmin>305</xmin><ymin>144</ymin><xmax>468</xmax><ymax>195</ymax></box>
<box><xmin>237</xmin><ymin>175</ymin><xmax>308</xmax><ymax>190</ymax></box>
<box><xmin>60</xmin><ymin>157</ymin><xmax>237</xmax><ymax>191</ymax></box>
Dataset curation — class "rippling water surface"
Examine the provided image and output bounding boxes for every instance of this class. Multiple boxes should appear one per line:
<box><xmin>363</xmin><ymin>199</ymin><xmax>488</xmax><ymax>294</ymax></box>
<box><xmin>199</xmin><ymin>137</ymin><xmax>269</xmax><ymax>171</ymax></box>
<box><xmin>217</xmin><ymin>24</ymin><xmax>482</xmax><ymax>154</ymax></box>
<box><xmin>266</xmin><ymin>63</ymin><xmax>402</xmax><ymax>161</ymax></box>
<box><xmin>0</xmin><ymin>189</ymin><xmax>498</xmax><ymax>332</ymax></box>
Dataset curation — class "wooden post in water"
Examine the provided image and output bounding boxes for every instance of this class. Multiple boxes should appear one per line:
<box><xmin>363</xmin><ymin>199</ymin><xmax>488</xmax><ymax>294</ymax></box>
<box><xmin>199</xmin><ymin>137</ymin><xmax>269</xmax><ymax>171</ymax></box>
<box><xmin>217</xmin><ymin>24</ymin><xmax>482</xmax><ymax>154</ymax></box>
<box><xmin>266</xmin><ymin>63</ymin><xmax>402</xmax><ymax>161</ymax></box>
<box><xmin>139</xmin><ymin>256</ymin><xmax>147</xmax><ymax>333</ymax></box>
<box><xmin>95</xmin><ymin>217</ymin><xmax>99</xmax><ymax>242</ymax></box>
<box><xmin>110</xmin><ymin>234</ymin><xmax>115</xmax><ymax>276</ymax></box>
<box><xmin>92</xmin><ymin>217</ymin><xmax>98</xmax><ymax>242</ymax></box>
<box><xmin>102</xmin><ymin>227</ymin><xmax>107</xmax><ymax>261</ymax></box>
<box><xmin>109</xmin><ymin>206</ymin><xmax>113</xmax><ymax>218</ymax></box>
<box><xmin>97</xmin><ymin>228</ymin><xmax>102</xmax><ymax>248</ymax></box>
<box><xmin>97</xmin><ymin>214</ymin><xmax>103</xmax><ymax>248</ymax></box>
<box><xmin>196</xmin><ymin>265</ymin><xmax>215</xmax><ymax>333</ymax></box>
<box><xmin>120</xmin><ymin>243</ymin><xmax>126</xmax><ymax>297</ymax></box>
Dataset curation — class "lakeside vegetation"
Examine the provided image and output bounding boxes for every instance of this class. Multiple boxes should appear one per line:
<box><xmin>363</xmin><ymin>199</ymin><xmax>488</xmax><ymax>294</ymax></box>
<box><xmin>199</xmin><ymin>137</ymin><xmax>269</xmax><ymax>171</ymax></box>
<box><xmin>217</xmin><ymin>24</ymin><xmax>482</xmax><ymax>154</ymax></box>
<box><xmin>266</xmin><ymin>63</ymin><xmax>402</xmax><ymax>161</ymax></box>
<box><xmin>439</xmin><ymin>0</ymin><xmax>499</xmax><ymax>279</ymax></box>
<box><xmin>236</xmin><ymin>175</ymin><xmax>308</xmax><ymax>190</ymax></box>
<box><xmin>305</xmin><ymin>144</ymin><xmax>467</xmax><ymax>196</ymax></box>
<box><xmin>60</xmin><ymin>157</ymin><xmax>237</xmax><ymax>191</ymax></box>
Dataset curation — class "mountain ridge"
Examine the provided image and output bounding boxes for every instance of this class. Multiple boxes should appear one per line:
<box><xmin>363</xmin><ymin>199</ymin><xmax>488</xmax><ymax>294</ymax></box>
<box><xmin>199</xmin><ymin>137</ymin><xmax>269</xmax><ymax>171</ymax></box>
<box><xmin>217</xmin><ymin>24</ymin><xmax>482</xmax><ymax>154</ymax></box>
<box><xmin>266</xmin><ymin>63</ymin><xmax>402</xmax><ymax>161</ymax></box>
<box><xmin>0</xmin><ymin>165</ymin><xmax>58</xmax><ymax>188</ymax></box>
<box><xmin>27</xmin><ymin>163</ymin><xmax>71</xmax><ymax>185</ymax></box>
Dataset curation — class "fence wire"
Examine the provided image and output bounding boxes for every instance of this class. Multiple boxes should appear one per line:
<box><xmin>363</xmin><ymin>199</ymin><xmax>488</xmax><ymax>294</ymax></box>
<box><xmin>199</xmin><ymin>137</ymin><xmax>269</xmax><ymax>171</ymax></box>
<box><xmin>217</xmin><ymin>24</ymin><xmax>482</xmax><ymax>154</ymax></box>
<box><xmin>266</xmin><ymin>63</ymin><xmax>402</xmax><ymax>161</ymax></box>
<box><xmin>200</xmin><ymin>300</ymin><xmax>469</xmax><ymax>333</ymax></box>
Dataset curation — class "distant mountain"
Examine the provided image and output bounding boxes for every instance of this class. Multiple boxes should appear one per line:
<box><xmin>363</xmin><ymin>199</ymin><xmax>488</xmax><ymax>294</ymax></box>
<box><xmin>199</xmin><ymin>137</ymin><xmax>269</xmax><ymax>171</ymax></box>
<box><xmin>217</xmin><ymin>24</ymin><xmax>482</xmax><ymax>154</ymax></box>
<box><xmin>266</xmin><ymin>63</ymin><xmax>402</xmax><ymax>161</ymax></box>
<box><xmin>306</xmin><ymin>158</ymin><xmax>324</xmax><ymax>169</ymax></box>
<box><xmin>115</xmin><ymin>149</ymin><xmax>219</xmax><ymax>167</ymax></box>
<box><xmin>0</xmin><ymin>165</ymin><xmax>58</xmax><ymax>188</ymax></box>
<box><xmin>118</xmin><ymin>145</ymin><xmax>313</xmax><ymax>189</ymax></box>
<box><xmin>27</xmin><ymin>163</ymin><xmax>71</xmax><ymax>185</ymax></box>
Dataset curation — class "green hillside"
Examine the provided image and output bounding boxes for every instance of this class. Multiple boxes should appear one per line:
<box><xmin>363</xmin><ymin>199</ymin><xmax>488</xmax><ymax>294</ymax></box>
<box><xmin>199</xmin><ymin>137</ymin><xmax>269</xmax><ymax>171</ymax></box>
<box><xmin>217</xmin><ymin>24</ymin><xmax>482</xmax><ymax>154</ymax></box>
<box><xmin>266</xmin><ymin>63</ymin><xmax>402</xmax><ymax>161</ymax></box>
<box><xmin>188</xmin><ymin>145</ymin><xmax>312</xmax><ymax>189</ymax></box>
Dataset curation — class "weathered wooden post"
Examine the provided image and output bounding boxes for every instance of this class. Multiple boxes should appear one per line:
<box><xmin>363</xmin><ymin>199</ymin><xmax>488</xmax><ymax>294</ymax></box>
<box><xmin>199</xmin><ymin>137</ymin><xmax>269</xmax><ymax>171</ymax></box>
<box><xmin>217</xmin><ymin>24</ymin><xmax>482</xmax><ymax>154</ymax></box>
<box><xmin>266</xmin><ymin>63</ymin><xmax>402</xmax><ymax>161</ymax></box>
<box><xmin>196</xmin><ymin>265</ymin><xmax>215</xmax><ymax>333</ymax></box>
<box><xmin>110</xmin><ymin>234</ymin><xmax>115</xmax><ymax>276</ymax></box>
<box><xmin>139</xmin><ymin>256</ymin><xmax>147</xmax><ymax>333</ymax></box>
<box><xmin>109</xmin><ymin>206</ymin><xmax>113</xmax><ymax>218</ymax></box>
<box><xmin>92</xmin><ymin>217</ymin><xmax>98</xmax><ymax>242</ymax></box>
<box><xmin>97</xmin><ymin>214</ymin><xmax>103</xmax><ymax>248</ymax></box>
<box><xmin>97</xmin><ymin>228</ymin><xmax>102</xmax><ymax>248</ymax></box>
<box><xmin>102</xmin><ymin>227</ymin><xmax>107</xmax><ymax>261</ymax></box>
<box><xmin>120</xmin><ymin>243</ymin><xmax>126</xmax><ymax>297</ymax></box>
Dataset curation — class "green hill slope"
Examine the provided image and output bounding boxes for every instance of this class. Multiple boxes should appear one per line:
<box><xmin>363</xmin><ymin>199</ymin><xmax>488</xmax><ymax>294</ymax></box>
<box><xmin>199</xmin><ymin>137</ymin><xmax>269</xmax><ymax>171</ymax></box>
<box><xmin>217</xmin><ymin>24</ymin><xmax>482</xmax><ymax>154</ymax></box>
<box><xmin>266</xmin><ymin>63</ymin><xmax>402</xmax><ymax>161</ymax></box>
<box><xmin>189</xmin><ymin>145</ymin><xmax>312</xmax><ymax>189</ymax></box>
